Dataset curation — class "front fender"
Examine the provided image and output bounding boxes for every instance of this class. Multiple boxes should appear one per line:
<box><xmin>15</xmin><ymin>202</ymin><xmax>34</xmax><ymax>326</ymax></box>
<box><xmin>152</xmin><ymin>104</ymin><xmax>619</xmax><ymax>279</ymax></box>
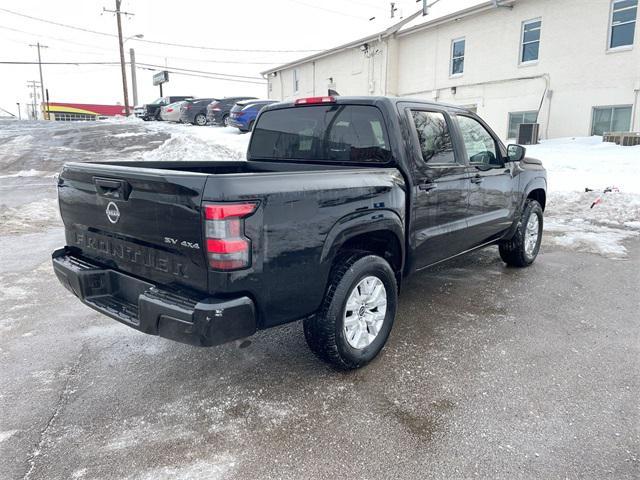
<box><xmin>320</xmin><ymin>209</ymin><xmax>405</xmax><ymax>268</ymax></box>
<box><xmin>523</xmin><ymin>176</ymin><xmax>547</xmax><ymax>205</ymax></box>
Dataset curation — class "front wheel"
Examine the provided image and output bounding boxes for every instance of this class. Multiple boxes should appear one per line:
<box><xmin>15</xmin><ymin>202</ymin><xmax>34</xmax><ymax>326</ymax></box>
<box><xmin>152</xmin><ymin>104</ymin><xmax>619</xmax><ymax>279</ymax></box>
<box><xmin>499</xmin><ymin>199</ymin><xmax>543</xmax><ymax>267</ymax></box>
<box><xmin>303</xmin><ymin>253</ymin><xmax>398</xmax><ymax>370</ymax></box>
<box><xmin>222</xmin><ymin>114</ymin><xmax>229</xmax><ymax>127</ymax></box>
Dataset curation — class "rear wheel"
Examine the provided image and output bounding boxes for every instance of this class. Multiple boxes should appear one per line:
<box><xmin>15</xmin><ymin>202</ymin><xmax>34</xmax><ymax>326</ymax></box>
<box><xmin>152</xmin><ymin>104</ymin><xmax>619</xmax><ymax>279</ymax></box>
<box><xmin>222</xmin><ymin>114</ymin><xmax>229</xmax><ymax>127</ymax></box>
<box><xmin>303</xmin><ymin>253</ymin><xmax>398</xmax><ymax>370</ymax></box>
<box><xmin>499</xmin><ymin>199</ymin><xmax>543</xmax><ymax>267</ymax></box>
<box><xmin>194</xmin><ymin>113</ymin><xmax>207</xmax><ymax>126</ymax></box>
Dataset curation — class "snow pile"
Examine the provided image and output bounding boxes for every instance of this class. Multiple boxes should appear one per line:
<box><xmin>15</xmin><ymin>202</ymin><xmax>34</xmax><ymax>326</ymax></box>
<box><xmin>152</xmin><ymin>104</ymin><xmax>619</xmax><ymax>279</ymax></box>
<box><xmin>141</xmin><ymin>125</ymin><xmax>249</xmax><ymax>162</ymax></box>
<box><xmin>528</xmin><ymin>137</ymin><xmax>640</xmax><ymax>258</ymax></box>
<box><xmin>527</xmin><ymin>136</ymin><xmax>640</xmax><ymax>194</ymax></box>
<box><xmin>0</xmin><ymin>169</ymin><xmax>51</xmax><ymax>179</ymax></box>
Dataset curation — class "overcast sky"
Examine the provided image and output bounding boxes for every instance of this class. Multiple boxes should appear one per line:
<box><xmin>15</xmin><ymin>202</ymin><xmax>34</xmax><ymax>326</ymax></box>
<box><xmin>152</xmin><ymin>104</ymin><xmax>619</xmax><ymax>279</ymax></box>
<box><xmin>0</xmin><ymin>0</ymin><xmax>483</xmax><ymax>116</ymax></box>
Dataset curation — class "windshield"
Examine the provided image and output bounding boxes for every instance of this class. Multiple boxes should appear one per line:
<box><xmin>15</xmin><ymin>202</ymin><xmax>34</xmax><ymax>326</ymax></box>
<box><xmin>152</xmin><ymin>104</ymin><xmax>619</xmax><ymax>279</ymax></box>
<box><xmin>152</xmin><ymin>97</ymin><xmax>166</xmax><ymax>104</ymax></box>
<box><xmin>249</xmin><ymin>104</ymin><xmax>391</xmax><ymax>164</ymax></box>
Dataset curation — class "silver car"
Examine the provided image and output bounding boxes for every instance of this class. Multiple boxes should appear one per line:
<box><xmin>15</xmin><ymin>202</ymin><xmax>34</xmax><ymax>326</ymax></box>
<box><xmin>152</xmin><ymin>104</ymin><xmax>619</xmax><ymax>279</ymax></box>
<box><xmin>160</xmin><ymin>101</ymin><xmax>186</xmax><ymax>122</ymax></box>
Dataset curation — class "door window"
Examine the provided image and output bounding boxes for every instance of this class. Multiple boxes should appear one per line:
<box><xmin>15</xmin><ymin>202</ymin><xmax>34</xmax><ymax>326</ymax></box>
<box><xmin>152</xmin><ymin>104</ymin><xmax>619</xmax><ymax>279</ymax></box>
<box><xmin>409</xmin><ymin>110</ymin><xmax>455</xmax><ymax>164</ymax></box>
<box><xmin>456</xmin><ymin>115</ymin><xmax>500</xmax><ymax>166</ymax></box>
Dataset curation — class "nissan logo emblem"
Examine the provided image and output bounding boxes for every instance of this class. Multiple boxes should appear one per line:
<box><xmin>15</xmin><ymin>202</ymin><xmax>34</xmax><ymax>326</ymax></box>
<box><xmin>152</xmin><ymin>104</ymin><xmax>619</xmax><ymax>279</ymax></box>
<box><xmin>105</xmin><ymin>201</ymin><xmax>120</xmax><ymax>224</ymax></box>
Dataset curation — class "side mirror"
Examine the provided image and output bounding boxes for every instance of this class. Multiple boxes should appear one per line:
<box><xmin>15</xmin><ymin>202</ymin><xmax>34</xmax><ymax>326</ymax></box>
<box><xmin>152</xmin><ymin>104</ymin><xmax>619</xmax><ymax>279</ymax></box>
<box><xmin>507</xmin><ymin>144</ymin><xmax>526</xmax><ymax>162</ymax></box>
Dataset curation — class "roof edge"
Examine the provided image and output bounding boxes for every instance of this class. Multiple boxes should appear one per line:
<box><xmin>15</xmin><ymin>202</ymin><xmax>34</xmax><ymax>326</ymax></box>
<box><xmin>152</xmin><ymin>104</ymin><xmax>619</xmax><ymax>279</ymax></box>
<box><xmin>260</xmin><ymin>0</ymin><xmax>515</xmax><ymax>76</ymax></box>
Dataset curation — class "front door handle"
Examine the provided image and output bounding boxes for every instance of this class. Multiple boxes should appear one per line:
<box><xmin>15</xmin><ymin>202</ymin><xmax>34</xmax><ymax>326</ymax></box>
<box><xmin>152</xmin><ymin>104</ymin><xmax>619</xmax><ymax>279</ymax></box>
<box><xmin>418</xmin><ymin>181</ymin><xmax>438</xmax><ymax>191</ymax></box>
<box><xmin>470</xmin><ymin>175</ymin><xmax>484</xmax><ymax>184</ymax></box>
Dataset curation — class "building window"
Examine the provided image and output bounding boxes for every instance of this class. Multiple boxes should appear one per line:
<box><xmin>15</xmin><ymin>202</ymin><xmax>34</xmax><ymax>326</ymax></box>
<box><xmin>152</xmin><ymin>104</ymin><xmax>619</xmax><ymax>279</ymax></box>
<box><xmin>508</xmin><ymin>111</ymin><xmax>538</xmax><ymax>139</ymax></box>
<box><xmin>293</xmin><ymin>69</ymin><xmax>299</xmax><ymax>94</ymax></box>
<box><xmin>450</xmin><ymin>38</ymin><xmax>465</xmax><ymax>76</ymax></box>
<box><xmin>521</xmin><ymin>19</ymin><xmax>542</xmax><ymax>62</ymax></box>
<box><xmin>610</xmin><ymin>0</ymin><xmax>637</xmax><ymax>49</ymax></box>
<box><xmin>591</xmin><ymin>105</ymin><xmax>632</xmax><ymax>135</ymax></box>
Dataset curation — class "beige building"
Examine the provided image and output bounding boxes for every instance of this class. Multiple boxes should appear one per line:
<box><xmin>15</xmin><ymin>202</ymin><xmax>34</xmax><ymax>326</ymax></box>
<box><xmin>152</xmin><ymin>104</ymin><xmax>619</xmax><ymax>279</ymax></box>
<box><xmin>263</xmin><ymin>0</ymin><xmax>640</xmax><ymax>141</ymax></box>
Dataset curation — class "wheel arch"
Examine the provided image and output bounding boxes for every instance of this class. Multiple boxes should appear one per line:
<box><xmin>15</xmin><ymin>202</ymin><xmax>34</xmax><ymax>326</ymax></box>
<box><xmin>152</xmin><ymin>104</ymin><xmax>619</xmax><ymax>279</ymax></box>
<box><xmin>320</xmin><ymin>210</ymin><xmax>405</xmax><ymax>285</ymax></box>
<box><xmin>523</xmin><ymin>177</ymin><xmax>547</xmax><ymax>210</ymax></box>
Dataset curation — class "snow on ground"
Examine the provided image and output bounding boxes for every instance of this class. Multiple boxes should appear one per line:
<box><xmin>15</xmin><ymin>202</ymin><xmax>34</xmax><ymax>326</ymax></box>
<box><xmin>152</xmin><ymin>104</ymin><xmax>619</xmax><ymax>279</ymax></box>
<box><xmin>0</xmin><ymin>198</ymin><xmax>60</xmax><ymax>234</ymax></box>
<box><xmin>527</xmin><ymin>137</ymin><xmax>640</xmax><ymax>258</ymax></box>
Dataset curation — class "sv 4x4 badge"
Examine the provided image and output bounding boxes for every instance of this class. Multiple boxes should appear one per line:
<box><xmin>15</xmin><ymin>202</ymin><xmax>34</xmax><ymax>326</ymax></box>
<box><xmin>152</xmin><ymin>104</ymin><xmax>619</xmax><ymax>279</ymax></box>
<box><xmin>164</xmin><ymin>237</ymin><xmax>200</xmax><ymax>249</ymax></box>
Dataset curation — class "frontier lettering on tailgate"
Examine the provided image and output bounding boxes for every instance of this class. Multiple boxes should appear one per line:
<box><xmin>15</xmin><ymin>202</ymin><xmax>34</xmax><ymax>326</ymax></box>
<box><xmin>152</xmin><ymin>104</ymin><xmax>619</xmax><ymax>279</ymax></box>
<box><xmin>74</xmin><ymin>231</ymin><xmax>188</xmax><ymax>279</ymax></box>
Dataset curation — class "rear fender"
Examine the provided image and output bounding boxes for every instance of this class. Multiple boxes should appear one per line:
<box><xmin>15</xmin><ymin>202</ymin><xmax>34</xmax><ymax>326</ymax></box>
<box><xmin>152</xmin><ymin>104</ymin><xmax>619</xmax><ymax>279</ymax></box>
<box><xmin>320</xmin><ymin>209</ymin><xmax>405</xmax><ymax>271</ymax></box>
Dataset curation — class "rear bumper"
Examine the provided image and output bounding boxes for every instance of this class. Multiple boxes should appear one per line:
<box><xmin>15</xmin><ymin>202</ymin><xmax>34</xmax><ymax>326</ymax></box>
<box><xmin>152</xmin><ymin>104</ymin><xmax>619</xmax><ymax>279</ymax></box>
<box><xmin>52</xmin><ymin>247</ymin><xmax>256</xmax><ymax>347</ymax></box>
<box><xmin>228</xmin><ymin>117</ymin><xmax>247</xmax><ymax>129</ymax></box>
<box><xmin>207</xmin><ymin>111</ymin><xmax>223</xmax><ymax>124</ymax></box>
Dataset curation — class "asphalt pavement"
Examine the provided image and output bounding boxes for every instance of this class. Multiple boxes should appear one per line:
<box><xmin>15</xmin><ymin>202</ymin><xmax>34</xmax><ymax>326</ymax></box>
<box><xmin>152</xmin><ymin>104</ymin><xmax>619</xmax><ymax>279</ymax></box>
<box><xmin>1</xmin><ymin>218</ymin><xmax>638</xmax><ymax>479</ymax></box>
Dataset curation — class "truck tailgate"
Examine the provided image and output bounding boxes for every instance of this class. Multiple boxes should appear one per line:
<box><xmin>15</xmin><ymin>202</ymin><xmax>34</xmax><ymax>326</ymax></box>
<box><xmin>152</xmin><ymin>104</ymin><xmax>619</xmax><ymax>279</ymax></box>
<box><xmin>57</xmin><ymin>162</ymin><xmax>208</xmax><ymax>292</ymax></box>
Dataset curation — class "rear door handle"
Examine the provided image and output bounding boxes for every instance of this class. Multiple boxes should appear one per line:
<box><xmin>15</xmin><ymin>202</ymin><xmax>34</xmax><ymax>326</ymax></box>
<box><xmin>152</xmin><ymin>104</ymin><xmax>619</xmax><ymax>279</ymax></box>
<box><xmin>470</xmin><ymin>175</ymin><xmax>484</xmax><ymax>184</ymax></box>
<box><xmin>418</xmin><ymin>181</ymin><xmax>438</xmax><ymax>191</ymax></box>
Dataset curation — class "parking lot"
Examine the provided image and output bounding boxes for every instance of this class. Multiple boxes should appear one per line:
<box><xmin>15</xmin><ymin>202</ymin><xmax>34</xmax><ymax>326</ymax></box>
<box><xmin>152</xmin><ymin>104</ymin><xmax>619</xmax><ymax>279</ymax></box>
<box><xmin>0</xmin><ymin>121</ymin><xmax>638</xmax><ymax>479</ymax></box>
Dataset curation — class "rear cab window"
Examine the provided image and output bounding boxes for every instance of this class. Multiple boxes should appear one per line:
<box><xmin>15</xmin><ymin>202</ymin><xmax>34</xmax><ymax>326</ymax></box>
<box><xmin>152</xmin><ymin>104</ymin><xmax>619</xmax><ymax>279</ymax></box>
<box><xmin>249</xmin><ymin>104</ymin><xmax>392</xmax><ymax>164</ymax></box>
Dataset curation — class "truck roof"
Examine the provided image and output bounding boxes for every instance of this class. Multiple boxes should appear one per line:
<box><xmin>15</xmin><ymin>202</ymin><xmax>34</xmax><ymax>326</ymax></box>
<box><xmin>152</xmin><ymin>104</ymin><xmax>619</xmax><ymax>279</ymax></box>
<box><xmin>264</xmin><ymin>96</ymin><xmax>474</xmax><ymax>114</ymax></box>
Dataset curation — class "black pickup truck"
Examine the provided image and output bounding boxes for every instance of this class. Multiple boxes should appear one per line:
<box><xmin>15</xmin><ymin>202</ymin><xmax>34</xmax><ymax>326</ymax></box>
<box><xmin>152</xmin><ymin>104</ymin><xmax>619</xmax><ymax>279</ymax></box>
<box><xmin>52</xmin><ymin>96</ymin><xmax>546</xmax><ymax>369</ymax></box>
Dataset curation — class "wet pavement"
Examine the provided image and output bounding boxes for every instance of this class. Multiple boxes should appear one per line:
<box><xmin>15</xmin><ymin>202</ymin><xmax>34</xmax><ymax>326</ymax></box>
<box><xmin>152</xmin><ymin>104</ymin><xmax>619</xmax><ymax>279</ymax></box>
<box><xmin>1</xmin><ymin>221</ymin><xmax>638</xmax><ymax>479</ymax></box>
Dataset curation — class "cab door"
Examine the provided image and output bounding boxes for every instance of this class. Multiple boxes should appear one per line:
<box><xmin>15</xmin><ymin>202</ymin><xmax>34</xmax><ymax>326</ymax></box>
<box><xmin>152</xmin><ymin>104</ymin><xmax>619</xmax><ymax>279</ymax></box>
<box><xmin>402</xmin><ymin>105</ymin><xmax>471</xmax><ymax>270</ymax></box>
<box><xmin>452</xmin><ymin>114</ymin><xmax>518</xmax><ymax>246</ymax></box>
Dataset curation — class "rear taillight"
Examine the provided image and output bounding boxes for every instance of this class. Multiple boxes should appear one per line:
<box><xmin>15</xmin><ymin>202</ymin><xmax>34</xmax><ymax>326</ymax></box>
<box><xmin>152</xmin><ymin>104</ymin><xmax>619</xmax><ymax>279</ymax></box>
<box><xmin>203</xmin><ymin>202</ymin><xmax>257</xmax><ymax>270</ymax></box>
<box><xmin>167</xmin><ymin>108</ymin><xmax>173</xmax><ymax>112</ymax></box>
<box><xmin>234</xmin><ymin>111</ymin><xmax>245</xmax><ymax>117</ymax></box>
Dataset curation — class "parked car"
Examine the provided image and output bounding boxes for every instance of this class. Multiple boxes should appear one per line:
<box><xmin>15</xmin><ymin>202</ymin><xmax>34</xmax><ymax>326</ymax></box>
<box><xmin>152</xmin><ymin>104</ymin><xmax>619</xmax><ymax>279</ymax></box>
<box><xmin>140</xmin><ymin>96</ymin><xmax>193</xmax><ymax>121</ymax></box>
<box><xmin>52</xmin><ymin>96</ymin><xmax>546</xmax><ymax>370</ymax></box>
<box><xmin>229</xmin><ymin>99</ymin><xmax>278</xmax><ymax>132</ymax></box>
<box><xmin>133</xmin><ymin>105</ymin><xmax>145</xmax><ymax>118</ymax></box>
<box><xmin>206</xmin><ymin>97</ymin><xmax>257</xmax><ymax>126</ymax></box>
<box><xmin>180</xmin><ymin>98</ymin><xmax>217</xmax><ymax>126</ymax></box>
<box><xmin>160</xmin><ymin>101</ymin><xmax>187</xmax><ymax>122</ymax></box>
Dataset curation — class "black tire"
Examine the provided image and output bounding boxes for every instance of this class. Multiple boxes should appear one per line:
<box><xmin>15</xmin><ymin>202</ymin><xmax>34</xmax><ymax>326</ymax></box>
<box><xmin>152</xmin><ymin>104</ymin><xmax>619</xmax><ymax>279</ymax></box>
<box><xmin>303</xmin><ymin>253</ymin><xmax>398</xmax><ymax>370</ymax></box>
<box><xmin>248</xmin><ymin>120</ymin><xmax>255</xmax><ymax>132</ymax></box>
<box><xmin>499</xmin><ymin>199</ymin><xmax>543</xmax><ymax>267</ymax></box>
<box><xmin>222</xmin><ymin>114</ymin><xmax>229</xmax><ymax>127</ymax></box>
<box><xmin>194</xmin><ymin>113</ymin><xmax>207</xmax><ymax>126</ymax></box>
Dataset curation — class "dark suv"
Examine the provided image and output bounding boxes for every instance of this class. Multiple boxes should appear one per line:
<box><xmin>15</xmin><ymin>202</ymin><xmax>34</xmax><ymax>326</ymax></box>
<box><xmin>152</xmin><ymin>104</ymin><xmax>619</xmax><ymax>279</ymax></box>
<box><xmin>179</xmin><ymin>98</ymin><xmax>217</xmax><ymax>126</ymax></box>
<box><xmin>206</xmin><ymin>97</ymin><xmax>257</xmax><ymax>126</ymax></box>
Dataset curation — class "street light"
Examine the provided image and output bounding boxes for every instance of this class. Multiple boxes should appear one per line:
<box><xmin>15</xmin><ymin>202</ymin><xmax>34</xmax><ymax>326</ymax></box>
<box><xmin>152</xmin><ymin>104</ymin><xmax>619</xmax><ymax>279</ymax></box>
<box><xmin>124</xmin><ymin>33</ymin><xmax>144</xmax><ymax>43</ymax></box>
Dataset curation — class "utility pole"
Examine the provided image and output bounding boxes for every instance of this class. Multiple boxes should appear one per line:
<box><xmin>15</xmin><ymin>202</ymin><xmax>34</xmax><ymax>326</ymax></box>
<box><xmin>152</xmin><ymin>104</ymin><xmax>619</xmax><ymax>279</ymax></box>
<box><xmin>29</xmin><ymin>42</ymin><xmax>49</xmax><ymax>119</ymax></box>
<box><xmin>129</xmin><ymin>48</ymin><xmax>138</xmax><ymax>106</ymax></box>
<box><xmin>103</xmin><ymin>1</ymin><xmax>134</xmax><ymax>115</ymax></box>
<box><xmin>16</xmin><ymin>103</ymin><xmax>21</xmax><ymax>120</ymax></box>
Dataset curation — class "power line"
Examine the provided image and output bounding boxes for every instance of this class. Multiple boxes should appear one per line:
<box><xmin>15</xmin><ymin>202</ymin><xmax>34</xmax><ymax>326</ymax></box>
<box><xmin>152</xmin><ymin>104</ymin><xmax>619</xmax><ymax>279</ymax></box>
<box><xmin>0</xmin><ymin>60</ymin><xmax>267</xmax><ymax>84</ymax></box>
<box><xmin>283</xmin><ymin>0</ymin><xmax>371</xmax><ymax>20</ymax></box>
<box><xmin>0</xmin><ymin>24</ymin><xmax>284</xmax><ymax>65</ymax></box>
<box><xmin>136</xmin><ymin>63</ymin><xmax>264</xmax><ymax>80</ymax></box>
<box><xmin>0</xmin><ymin>7</ymin><xmax>323</xmax><ymax>53</ymax></box>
